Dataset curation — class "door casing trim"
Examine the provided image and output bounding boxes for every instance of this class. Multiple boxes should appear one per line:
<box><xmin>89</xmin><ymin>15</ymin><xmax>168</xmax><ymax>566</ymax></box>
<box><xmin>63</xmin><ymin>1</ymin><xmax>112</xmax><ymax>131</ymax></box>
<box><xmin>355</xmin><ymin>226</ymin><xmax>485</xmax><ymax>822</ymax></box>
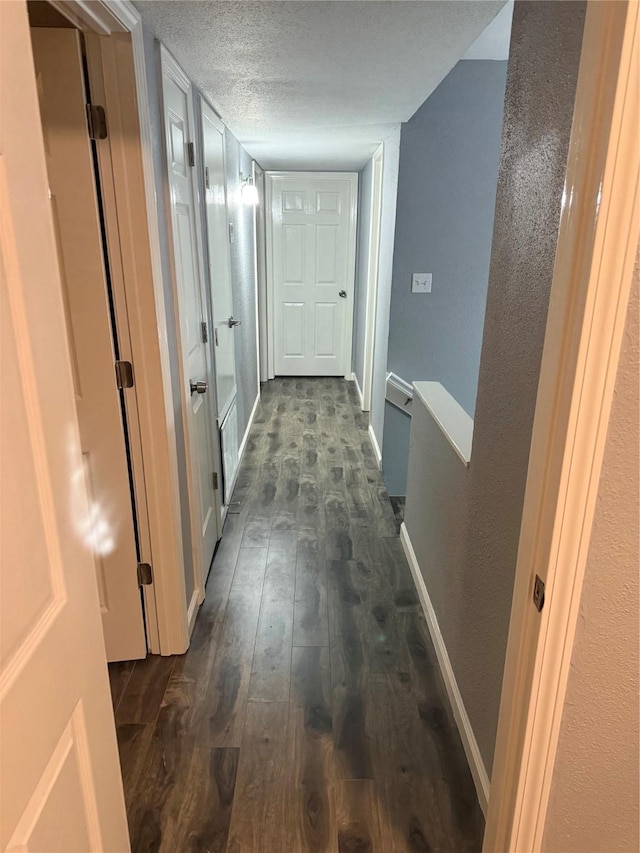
<box><xmin>52</xmin><ymin>0</ymin><xmax>192</xmax><ymax>654</ymax></box>
<box><xmin>361</xmin><ymin>144</ymin><xmax>384</xmax><ymax>413</ymax></box>
<box><xmin>159</xmin><ymin>43</ymin><xmax>222</xmax><ymax>615</ymax></box>
<box><xmin>264</xmin><ymin>170</ymin><xmax>358</xmax><ymax>380</ymax></box>
<box><xmin>197</xmin><ymin>93</ymin><xmax>234</xmax><ymax>528</ymax></box>
<box><xmin>484</xmin><ymin>1</ymin><xmax>640</xmax><ymax>847</ymax></box>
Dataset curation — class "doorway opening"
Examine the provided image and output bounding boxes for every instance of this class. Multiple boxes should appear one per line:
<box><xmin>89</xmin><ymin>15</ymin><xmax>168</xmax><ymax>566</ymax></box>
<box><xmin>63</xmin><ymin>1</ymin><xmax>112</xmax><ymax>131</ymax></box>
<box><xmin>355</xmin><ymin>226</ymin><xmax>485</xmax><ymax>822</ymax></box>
<box><xmin>28</xmin><ymin>3</ymin><xmax>148</xmax><ymax>662</ymax></box>
<box><xmin>264</xmin><ymin>172</ymin><xmax>359</xmax><ymax>380</ymax></box>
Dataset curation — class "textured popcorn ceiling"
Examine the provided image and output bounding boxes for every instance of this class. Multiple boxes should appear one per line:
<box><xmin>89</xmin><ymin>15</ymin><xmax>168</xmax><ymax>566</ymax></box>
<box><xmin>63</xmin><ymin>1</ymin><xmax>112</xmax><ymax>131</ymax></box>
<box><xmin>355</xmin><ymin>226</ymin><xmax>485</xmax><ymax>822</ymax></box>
<box><xmin>134</xmin><ymin>0</ymin><xmax>506</xmax><ymax>170</ymax></box>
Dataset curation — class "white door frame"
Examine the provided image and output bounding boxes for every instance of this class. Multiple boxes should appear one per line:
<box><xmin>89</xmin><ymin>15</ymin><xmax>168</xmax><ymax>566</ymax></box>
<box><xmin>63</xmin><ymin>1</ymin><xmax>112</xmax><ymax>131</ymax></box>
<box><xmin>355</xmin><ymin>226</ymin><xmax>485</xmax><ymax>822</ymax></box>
<box><xmin>1</xmin><ymin>5</ymin><xmax>130</xmax><ymax>845</ymax></box>
<box><xmin>254</xmin><ymin>162</ymin><xmax>269</xmax><ymax>383</ymax></box>
<box><xmin>198</xmin><ymin>95</ymin><xmax>242</xmax><ymax>519</ymax></box>
<box><xmin>264</xmin><ymin>171</ymin><xmax>358</xmax><ymax>380</ymax></box>
<box><xmin>160</xmin><ymin>44</ymin><xmax>222</xmax><ymax>629</ymax></box>
<box><xmin>484</xmin><ymin>1</ymin><xmax>639</xmax><ymax>849</ymax></box>
<box><xmin>361</xmin><ymin>144</ymin><xmax>384</xmax><ymax>412</ymax></box>
<box><xmin>51</xmin><ymin>0</ymin><xmax>192</xmax><ymax>654</ymax></box>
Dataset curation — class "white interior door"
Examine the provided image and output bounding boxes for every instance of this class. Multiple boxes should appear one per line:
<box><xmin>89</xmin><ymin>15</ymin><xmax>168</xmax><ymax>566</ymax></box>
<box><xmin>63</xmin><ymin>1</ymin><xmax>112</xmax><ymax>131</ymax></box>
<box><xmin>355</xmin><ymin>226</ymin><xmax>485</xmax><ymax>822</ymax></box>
<box><xmin>201</xmin><ymin>101</ymin><xmax>237</xmax><ymax>424</ymax></box>
<box><xmin>161</xmin><ymin>48</ymin><xmax>219</xmax><ymax>598</ymax></box>
<box><xmin>267</xmin><ymin>172</ymin><xmax>358</xmax><ymax>377</ymax></box>
<box><xmin>1</xmin><ymin>4</ymin><xmax>130</xmax><ymax>849</ymax></box>
<box><xmin>200</xmin><ymin>101</ymin><xmax>240</xmax><ymax>502</ymax></box>
<box><xmin>31</xmin><ymin>28</ymin><xmax>146</xmax><ymax>663</ymax></box>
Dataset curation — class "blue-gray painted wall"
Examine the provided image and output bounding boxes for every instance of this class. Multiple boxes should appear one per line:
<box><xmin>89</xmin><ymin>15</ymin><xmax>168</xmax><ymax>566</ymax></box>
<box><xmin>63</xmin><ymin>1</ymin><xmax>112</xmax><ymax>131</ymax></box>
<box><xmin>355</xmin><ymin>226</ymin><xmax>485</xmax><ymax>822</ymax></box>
<box><xmin>382</xmin><ymin>59</ymin><xmax>507</xmax><ymax>496</ymax></box>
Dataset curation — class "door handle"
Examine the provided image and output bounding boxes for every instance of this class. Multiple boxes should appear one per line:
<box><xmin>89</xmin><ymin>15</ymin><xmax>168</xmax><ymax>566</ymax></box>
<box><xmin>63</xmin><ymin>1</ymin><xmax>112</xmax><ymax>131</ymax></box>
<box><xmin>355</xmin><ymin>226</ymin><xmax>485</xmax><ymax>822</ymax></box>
<box><xmin>339</xmin><ymin>290</ymin><xmax>347</xmax><ymax>298</ymax></box>
<box><xmin>190</xmin><ymin>380</ymin><xmax>208</xmax><ymax>395</ymax></box>
<box><xmin>227</xmin><ymin>316</ymin><xmax>242</xmax><ymax>327</ymax></box>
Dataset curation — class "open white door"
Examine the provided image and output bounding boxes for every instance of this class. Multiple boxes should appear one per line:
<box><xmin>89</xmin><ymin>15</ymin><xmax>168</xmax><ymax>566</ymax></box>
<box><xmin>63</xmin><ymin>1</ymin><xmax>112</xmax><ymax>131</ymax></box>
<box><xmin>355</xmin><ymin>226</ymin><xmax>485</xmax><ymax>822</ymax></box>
<box><xmin>0</xmin><ymin>4</ymin><xmax>130</xmax><ymax>849</ymax></box>
<box><xmin>31</xmin><ymin>27</ymin><xmax>146</xmax><ymax>663</ymax></box>
<box><xmin>200</xmin><ymin>100</ymin><xmax>240</xmax><ymax>502</ymax></box>
<box><xmin>266</xmin><ymin>172</ymin><xmax>358</xmax><ymax>377</ymax></box>
<box><xmin>160</xmin><ymin>47</ymin><xmax>219</xmax><ymax>601</ymax></box>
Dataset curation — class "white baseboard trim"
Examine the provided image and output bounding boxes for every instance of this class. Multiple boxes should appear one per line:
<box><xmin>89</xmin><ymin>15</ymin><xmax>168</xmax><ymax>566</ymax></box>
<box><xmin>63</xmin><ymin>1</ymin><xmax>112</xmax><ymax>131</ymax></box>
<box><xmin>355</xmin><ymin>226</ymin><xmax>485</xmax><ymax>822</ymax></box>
<box><xmin>222</xmin><ymin>390</ymin><xmax>260</xmax><ymax>517</ymax></box>
<box><xmin>352</xmin><ymin>372</ymin><xmax>365</xmax><ymax>410</ymax></box>
<box><xmin>238</xmin><ymin>390</ymin><xmax>260</xmax><ymax>462</ymax></box>
<box><xmin>187</xmin><ymin>587</ymin><xmax>200</xmax><ymax>637</ymax></box>
<box><xmin>400</xmin><ymin>521</ymin><xmax>491</xmax><ymax>815</ymax></box>
<box><xmin>367</xmin><ymin>423</ymin><xmax>383</xmax><ymax>470</ymax></box>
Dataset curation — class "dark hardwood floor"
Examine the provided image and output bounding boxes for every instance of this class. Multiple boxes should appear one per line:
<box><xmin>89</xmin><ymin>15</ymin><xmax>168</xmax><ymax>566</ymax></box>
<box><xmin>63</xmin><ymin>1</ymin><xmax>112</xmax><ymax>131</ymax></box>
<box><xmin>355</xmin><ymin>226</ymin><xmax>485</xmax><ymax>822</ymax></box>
<box><xmin>109</xmin><ymin>377</ymin><xmax>484</xmax><ymax>853</ymax></box>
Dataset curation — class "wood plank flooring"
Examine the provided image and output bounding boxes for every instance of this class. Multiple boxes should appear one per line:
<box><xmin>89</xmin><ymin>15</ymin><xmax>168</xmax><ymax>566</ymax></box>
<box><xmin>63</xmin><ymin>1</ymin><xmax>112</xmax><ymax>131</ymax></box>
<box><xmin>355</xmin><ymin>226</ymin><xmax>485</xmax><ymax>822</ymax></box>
<box><xmin>110</xmin><ymin>378</ymin><xmax>484</xmax><ymax>853</ymax></box>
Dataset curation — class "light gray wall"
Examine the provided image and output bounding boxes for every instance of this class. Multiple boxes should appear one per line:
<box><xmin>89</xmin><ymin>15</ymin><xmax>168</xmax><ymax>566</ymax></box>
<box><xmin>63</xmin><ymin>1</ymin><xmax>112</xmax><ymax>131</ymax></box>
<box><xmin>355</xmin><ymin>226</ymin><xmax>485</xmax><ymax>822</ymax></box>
<box><xmin>369</xmin><ymin>127</ymin><xmax>401</xmax><ymax>451</ymax></box>
<box><xmin>352</xmin><ymin>157</ymin><xmax>374</xmax><ymax>391</ymax></box>
<box><xmin>404</xmin><ymin>0</ymin><xmax>586</xmax><ymax>773</ymax></box>
<box><xmin>224</xmin><ymin>130</ymin><xmax>260</xmax><ymax>444</ymax></box>
<box><xmin>542</xmin><ymin>259</ymin><xmax>639</xmax><ymax>853</ymax></box>
<box><xmin>142</xmin><ymin>26</ymin><xmax>193</xmax><ymax>607</ymax></box>
<box><xmin>381</xmin><ymin>60</ymin><xmax>507</xmax><ymax>496</ymax></box>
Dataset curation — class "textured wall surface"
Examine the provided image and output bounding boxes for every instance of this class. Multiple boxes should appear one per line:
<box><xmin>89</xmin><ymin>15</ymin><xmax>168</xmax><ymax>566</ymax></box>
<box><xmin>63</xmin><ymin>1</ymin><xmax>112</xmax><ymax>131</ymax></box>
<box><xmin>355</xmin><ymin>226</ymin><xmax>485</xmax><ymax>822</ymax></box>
<box><xmin>383</xmin><ymin>401</ymin><xmax>412</xmax><ymax>496</ymax></box>
<box><xmin>143</xmin><ymin>26</ymin><xmax>193</xmax><ymax>606</ymax></box>
<box><xmin>224</xmin><ymin>130</ymin><xmax>260</xmax><ymax>446</ymax></box>
<box><xmin>369</xmin><ymin>127</ymin><xmax>401</xmax><ymax>451</ymax></box>
<box><xmin>382</xmin><ymin>59</ymin><xmax>507</xmax><ymax>496</ymax></box>
<box><xmin>542</xmin><ymin>258</ymin><xmax>639</xmax><ymax>853</ymax></box>
<box><xmin>352</xmin><ymin>157</ymin><xmax>374</xmax><ymax>391</ymax></box>
<box><xmin>404</xmin><ymin>0</ymin><xmax>586</xmax><ymax>773</ymax></box>
<box><xmin>405</xmin><ymin>391</ymin><xmax>470</xmax><ymax>620</ymax></box>
<box><xmin>387</xmin><ymin>60</ymin><xmax>507</xmax><ymax>416</ymax></box>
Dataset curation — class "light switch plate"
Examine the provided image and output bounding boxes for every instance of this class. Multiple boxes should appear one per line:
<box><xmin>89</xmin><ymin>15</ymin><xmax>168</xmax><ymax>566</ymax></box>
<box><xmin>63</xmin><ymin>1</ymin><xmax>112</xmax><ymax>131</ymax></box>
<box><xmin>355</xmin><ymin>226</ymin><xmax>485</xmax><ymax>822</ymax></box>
<box><xmin>412</xmin><ymin>273</ymin><xmax>432</xmax><ymax>293</ymax></box>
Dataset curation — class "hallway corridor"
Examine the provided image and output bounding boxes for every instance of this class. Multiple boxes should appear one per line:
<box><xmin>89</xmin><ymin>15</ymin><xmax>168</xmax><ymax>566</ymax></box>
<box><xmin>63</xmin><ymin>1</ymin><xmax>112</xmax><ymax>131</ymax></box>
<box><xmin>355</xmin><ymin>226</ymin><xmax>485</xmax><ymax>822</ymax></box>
<box><xmin>109</xmin><ymin>378</ymin><xmax>484</xmax><ymax>852</ymax></box>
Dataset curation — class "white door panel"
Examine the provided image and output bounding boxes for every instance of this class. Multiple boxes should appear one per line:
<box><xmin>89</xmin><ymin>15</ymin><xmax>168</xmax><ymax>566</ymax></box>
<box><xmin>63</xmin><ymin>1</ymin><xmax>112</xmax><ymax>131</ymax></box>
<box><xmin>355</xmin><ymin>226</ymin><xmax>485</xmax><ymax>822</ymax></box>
<box><xmin>161</xmin><ymin>50</ymin><xmax>219</xmax><ymax>603</ymax></box>
<box><xmin>1</xmin><ymin>4</ymin><xmax>129</xmax><ymax>849</ymax></box>
<box><xmin>220</xmin><ymin>400</ymin><xmax>239</xmax><ymax>505</ymax></box>
<box><xmin>268</xmin><ymin>173</ymin><xmax>357</xmax><ymax>377</ymax></box>
<box><xmin>31</xmin><ymin>28</ymin><xmax>146</xmax><ymax>662</ymax></box>
<box><xmin>201</xmin><ymin>103</ymin><xmax>237</xmax><ymax>425</ymax></box>
<box><xmin>200</xmin><ymin>100</ymin><xmax>240</xmax><ymax>502</ymax></box>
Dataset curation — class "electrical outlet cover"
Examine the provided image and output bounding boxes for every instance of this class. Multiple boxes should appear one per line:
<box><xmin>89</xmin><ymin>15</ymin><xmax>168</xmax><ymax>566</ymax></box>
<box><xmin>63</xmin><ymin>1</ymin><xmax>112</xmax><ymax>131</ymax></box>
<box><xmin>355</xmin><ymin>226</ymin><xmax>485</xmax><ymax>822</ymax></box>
<box><xmin>412</xmin><ymin>273</ymin><xmax>432</xmax><ymax>293</ymax></box>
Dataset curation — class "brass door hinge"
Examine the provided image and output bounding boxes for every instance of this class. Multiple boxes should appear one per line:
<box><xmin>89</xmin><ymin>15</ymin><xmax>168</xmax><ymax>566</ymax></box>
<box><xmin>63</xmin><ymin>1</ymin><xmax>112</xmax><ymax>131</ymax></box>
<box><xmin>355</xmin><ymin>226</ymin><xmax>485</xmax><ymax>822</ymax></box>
<box><xmin>533</xmin><ymin>575</ymin><xmax>545</xmax><ymax>612</ymax></box>
<box><xmin>115</xmin><ymin>360</ymin><xmax>134</xmax><ymax>389</ymax></box>
<box><xmin>137</xmin><ymin>562</ymin><xmax>153</xmax><ymax>586</ymax></box>
<box><xmin>213</xmin><ymin>472</ymin><xmax>219</xmax><ymax>491</ymax></box>
<box><xmin>86</xmin><ymin>104</ymin><xmax>108</xmax><ymax>140</ymax></box>
<box><xmin>187</xmin><ymin>141</ymin><xmax>196</xmax><ymax>167</ymax></box>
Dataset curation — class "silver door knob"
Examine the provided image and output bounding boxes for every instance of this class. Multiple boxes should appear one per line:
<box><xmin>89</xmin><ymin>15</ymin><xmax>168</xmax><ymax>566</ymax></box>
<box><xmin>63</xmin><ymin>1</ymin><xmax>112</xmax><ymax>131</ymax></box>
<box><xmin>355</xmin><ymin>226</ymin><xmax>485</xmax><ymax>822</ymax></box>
<box><xmin>227</xmin><ymin>316</ymin><xmax>242</xmax><ymax>327</ymax></box>
<box><xmin>190</xmin><ymin>380</ymin><xmax>208</xmax><ymax>395</ymax></box>
<box><xmin>339</xmin><ymin>290</ymin><xmax>347</xmax><ymax>298</ymax></box>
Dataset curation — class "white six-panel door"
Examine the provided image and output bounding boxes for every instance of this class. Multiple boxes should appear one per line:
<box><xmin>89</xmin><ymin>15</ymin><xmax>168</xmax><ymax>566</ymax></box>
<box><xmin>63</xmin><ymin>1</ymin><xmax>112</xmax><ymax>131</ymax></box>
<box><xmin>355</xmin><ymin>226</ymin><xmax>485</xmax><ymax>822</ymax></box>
<box><xmin>1</xmin><ymin>4</ymin><xmax>130</xmax><ymax>849</ymax></box>
<box><xmin>31</xmin><ymin>28</ymin><xmax>147</xmax><ymax>663</ymax></box>
<box><xmin>267</xmin><ymin>172</ymin><xmax>358</xmax><ymax>377</ymax></box>
<box><xmin>161</xmin><ymin>48</ymin><xmax>219</xmax><ymax>609</ymax></box>
<box><xmin>200</xmin><ymin>100</ymin><xmax>240</xmax><ymax>503</ymax></box>
<box><xmin>201</xmin><ymin>102</ymin><xmax>237</xmax><ymax>424</ymax></box>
